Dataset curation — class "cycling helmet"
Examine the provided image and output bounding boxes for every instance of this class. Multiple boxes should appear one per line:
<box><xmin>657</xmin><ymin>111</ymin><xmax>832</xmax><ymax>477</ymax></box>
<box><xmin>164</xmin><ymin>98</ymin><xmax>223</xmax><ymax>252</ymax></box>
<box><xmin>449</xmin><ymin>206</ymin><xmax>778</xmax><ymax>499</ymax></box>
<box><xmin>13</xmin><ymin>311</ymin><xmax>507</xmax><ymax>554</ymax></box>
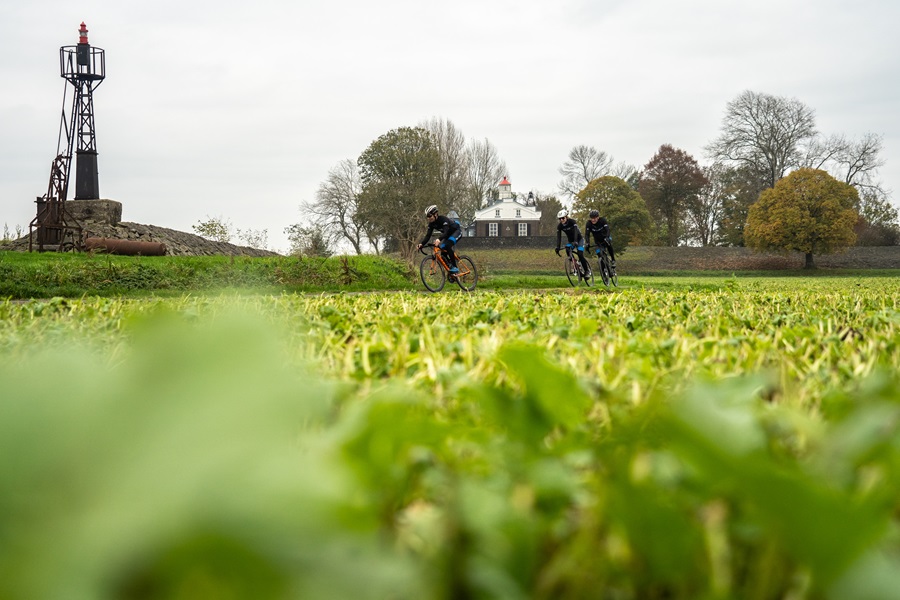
<box><xmin>557</xmin><ymin>209</ymin><xmax>568</xmax><ymax>219</ymax></box>
<box><xmin>424</xmin><ymin>205</ymin><xmax>439</xmax><ymax>218</ymax></box>
<box><xmin>589</xmin><ymin>209</ymin><xmax>600</xmax><ymax>218</ymax></box>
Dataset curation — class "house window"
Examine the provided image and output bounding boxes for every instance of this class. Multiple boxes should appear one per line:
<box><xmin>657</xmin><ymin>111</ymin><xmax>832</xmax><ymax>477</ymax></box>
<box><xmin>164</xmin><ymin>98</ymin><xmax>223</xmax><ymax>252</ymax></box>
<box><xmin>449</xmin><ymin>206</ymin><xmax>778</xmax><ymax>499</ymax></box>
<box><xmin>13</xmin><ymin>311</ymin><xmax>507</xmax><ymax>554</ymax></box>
<box><xmin>518</xmin><ymin>223</ymin><xmax>528</xmax><ymax>237</ymax></box>
<box><xmin>516</xmin><ymin>209</ymin><xmax>521</xmax><ymax>218</ymax></box>
<box><xmin>489</xmin><ymin>223</ymin><xmax>499</xmax><ymax>237</ymax></box>
<box><xmin>495</xmin><ymin>209</ymin><xmax>501</xmax><ymax>218</ymax></box>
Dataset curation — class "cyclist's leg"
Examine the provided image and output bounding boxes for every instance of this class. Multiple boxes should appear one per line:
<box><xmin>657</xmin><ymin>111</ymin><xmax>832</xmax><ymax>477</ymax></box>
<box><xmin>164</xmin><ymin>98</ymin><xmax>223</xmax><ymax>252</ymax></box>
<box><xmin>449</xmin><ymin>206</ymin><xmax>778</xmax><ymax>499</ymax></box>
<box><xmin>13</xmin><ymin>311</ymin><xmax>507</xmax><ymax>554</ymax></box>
<box><xmin>577</xmin><ymin>243</ymin><xmax>590</xmax><ymax>272</ymax></box>
<box><xmin>441</xmin><ymin>239</ymin><xmax>459</xmax><ymax>272</ymax></box>
<box><xmin>566</xmin><ymin>244</ymin><xmax>579</xmax><ymax>270</ymax></box>
<box><xmin>605</xmin><ymin>238</ymin><xmax>616</xmax><ymax>265</ymax></box>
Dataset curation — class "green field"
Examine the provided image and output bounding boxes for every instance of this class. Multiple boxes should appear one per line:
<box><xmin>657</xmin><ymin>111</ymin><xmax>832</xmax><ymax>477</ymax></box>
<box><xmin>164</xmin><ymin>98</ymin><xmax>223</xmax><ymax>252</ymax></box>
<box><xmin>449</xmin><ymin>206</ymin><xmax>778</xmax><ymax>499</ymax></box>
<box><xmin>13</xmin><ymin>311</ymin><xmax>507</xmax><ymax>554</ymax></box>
<box><xmin>1</xmin><ymin>253</ymin><xmax>899</xmax><ymax>598</ymax></box>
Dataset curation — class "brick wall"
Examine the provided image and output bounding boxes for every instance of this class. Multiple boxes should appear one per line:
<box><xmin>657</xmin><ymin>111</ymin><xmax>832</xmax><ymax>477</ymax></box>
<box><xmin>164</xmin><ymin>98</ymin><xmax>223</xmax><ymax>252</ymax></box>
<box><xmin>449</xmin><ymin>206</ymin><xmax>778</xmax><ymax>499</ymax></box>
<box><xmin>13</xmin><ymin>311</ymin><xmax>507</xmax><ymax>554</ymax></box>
<box><xmin>613</xmin><ymin>246</ymin><xmax>900</xmax><ymax>270</ymax></box>
<box><xmin>455</xmin><ymin>237</ymin><xmax>900</xmax><ymax>269</ymax></box>
<box><xmin>459</xmin><ymin>235</ymin><xmax>557</xmax><ymax>250</ymax></box>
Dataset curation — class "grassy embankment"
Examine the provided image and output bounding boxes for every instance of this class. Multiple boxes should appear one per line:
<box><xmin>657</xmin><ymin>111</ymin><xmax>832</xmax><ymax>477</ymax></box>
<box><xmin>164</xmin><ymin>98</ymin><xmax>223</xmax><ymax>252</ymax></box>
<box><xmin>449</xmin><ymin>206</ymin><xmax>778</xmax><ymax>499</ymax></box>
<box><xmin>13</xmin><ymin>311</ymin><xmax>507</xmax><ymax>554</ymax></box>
<box><xmin>0</xmin><ymin>251</ymin><xmax>413</xmax><ymax>298</ymax></box>
<box><xmin>3</xmin><ymin>248</ymin><xmax>898</xmax><ymax>299</ymax></box>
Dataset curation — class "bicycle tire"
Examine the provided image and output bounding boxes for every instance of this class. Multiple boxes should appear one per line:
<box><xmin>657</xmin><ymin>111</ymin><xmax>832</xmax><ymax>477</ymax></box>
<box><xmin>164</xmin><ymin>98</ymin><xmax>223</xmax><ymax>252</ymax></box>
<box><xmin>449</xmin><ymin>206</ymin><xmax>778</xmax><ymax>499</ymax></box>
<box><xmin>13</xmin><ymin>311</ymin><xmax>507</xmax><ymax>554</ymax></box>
<box><xmin>582</xmin><ymin>261</ymin><xmax>594</xmax><ymax>286</ymax></box>
<box><xmin>599</xmin><ymin>260</ymin><xmax>611</xmax><ymax>286</ymax></box>
<box><xmin>565</xmin><ymin>255</ymin><xmax>578</xmax><ymax>286</ymax></box>
<box><xmin>610</xmin><ymin>267</ymin><xmax>618</xmax><ymax>287</ymax></box>
<box><xmin>454</xmin><ymin>255</ymin><xmax>478</xmax><ymax>291</ymax></box>
<box><xmin>420</xmin><ymin>255</ymin><xmax>445</xmax><ymax>292</ymax></box>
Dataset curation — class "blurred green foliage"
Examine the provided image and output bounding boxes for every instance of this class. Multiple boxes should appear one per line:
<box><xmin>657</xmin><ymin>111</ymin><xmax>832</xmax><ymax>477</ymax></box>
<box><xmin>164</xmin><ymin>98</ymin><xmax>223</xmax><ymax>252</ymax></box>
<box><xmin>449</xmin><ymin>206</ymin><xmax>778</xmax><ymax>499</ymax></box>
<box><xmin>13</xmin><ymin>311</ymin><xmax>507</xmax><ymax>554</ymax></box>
<box><xmin>1</xmin><ymin>279</ymin><xmax>899</xmax><ymax>598</ymax></box>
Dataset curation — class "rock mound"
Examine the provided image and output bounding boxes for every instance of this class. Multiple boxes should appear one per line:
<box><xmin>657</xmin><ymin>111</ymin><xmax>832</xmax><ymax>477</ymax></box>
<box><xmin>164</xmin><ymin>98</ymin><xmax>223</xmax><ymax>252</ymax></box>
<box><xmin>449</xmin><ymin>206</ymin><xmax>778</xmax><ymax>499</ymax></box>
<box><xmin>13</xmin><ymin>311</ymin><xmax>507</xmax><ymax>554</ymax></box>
<box><xmin>2</xmin><ymin>199</ymin><xmax>280</xmax><ymax>257</ymax></box>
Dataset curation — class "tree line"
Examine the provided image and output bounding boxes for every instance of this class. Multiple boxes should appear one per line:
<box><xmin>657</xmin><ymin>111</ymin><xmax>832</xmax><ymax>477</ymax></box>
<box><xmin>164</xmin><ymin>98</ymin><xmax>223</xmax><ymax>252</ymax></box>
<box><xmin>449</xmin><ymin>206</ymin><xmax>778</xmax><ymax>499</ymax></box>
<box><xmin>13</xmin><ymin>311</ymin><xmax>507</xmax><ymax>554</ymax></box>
<box><xmin>205</xmin><ymin>90</ymin><xmax>898</xmax><ymax>261</ymax></box>
<box><xmin>289</xmin><ymin>118</ymin><xmax>507</xmax><ymax>258</ymax></box>
<box><xmin>553</xmin><ymin>91</ymin><xmax>897</xmax><ymax>264</ymax></box>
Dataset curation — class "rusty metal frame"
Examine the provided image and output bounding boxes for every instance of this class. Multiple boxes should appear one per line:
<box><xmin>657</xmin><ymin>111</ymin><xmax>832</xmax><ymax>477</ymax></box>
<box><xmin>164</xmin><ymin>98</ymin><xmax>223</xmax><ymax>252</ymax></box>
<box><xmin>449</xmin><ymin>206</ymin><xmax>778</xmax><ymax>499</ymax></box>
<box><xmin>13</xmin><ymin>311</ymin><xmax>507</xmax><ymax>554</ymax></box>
<box><xmin>31</xmin><ymin>38</ymin><xmax>105</xmax><ymax>252</ymax></box>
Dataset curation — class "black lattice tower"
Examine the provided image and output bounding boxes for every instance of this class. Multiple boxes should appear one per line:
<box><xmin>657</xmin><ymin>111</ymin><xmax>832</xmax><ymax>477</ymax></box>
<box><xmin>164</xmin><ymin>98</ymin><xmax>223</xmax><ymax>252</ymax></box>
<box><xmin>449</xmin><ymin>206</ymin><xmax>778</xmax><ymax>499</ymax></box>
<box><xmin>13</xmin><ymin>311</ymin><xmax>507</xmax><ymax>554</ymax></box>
<box><xmin>30</xmin><ymin>22</ymin><xmax>106</xmax><ymax>250</ymax></box>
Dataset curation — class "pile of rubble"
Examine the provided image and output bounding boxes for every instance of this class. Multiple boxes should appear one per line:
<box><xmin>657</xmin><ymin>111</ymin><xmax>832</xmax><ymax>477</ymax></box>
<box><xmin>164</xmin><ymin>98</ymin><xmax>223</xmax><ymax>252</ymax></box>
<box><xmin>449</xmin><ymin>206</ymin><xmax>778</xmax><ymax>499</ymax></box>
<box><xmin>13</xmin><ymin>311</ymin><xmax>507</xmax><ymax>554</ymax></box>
<box><xmin>1</xmin><ymin>199</ymin><xmax>280</xmax><ymax>257</ymax></box>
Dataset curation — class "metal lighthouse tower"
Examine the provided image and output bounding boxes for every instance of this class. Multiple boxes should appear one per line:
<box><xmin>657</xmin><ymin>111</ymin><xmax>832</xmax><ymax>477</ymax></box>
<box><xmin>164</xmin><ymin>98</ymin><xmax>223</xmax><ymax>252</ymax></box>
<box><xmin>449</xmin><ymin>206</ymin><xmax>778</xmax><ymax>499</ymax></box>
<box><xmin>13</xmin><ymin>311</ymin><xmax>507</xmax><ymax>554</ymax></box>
<box><xmin>31</xmin><ymin>22</ymin><xmax>106</xmax><ymax>250</ymax></box>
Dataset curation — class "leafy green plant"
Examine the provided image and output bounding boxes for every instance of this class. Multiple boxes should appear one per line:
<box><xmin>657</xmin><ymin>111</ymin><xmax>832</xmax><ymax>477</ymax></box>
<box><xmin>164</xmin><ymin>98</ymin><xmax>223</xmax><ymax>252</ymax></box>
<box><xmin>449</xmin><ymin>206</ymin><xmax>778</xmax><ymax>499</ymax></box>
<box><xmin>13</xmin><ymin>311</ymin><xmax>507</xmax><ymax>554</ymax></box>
<box><xmin>0</xmin><ymin>279</ymin><xmax>898</xmax><ymax>598</ymax></box>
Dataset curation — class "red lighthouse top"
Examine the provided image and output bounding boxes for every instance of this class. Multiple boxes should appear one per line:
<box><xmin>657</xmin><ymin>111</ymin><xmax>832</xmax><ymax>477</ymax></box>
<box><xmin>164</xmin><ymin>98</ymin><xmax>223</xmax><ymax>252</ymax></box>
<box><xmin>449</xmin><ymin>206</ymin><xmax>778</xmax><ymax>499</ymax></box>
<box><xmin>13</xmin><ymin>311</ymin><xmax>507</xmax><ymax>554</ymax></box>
<box><xmin>78</xmin><ymin>22</ymin><xmax>89</xmax><ymax>45</ymax></box>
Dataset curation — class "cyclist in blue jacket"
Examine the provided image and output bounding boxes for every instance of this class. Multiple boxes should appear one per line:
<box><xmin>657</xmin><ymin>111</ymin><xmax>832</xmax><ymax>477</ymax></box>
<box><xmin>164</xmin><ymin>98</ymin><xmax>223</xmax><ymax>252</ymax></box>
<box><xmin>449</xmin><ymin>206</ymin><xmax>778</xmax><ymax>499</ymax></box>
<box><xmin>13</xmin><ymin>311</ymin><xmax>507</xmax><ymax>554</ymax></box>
<box><xmin>555</xmin><ymin>209</ymin><xmax>591</xmax><ymax>275</ymax></box>
<box><xmin>585</xmin><ymin>209</ymin><xmax>616</xmax><ymax>267</ymax></box>
<box><xmin>417</xmin><ymin>205</ymin><xmax>462</xmax><ymax>273</ymax></box>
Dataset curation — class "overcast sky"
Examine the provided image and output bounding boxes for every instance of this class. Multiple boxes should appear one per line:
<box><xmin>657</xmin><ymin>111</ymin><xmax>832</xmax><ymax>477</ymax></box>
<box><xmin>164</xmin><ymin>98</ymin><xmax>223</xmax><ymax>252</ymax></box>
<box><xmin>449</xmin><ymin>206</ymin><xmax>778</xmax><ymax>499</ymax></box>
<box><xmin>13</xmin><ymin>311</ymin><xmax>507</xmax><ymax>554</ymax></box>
<box><xmin>3</xmin><ymin>0</ymin><xmax>899</xmax><ymax>253</ymax></box>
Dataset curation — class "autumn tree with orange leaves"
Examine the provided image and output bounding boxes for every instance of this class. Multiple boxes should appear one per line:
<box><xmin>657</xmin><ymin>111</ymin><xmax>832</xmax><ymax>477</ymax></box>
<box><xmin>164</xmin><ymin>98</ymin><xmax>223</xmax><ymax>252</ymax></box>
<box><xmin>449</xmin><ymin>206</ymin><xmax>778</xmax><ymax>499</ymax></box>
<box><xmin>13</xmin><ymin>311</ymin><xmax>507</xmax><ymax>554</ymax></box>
<box><xmin>745</xmin><ymin>168</ymin><xmax>858</xmax><ymax>268</ymax></box>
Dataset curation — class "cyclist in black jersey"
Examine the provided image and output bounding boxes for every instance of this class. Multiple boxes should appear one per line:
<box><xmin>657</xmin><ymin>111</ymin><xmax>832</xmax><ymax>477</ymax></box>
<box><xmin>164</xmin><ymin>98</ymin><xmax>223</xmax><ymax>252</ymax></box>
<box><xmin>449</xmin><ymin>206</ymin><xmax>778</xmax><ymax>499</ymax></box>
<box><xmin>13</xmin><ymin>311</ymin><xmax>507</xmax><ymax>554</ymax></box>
<box><xmin>417</xmin><ymin>204</ymin><xmax>462</xmax><ymax>273</ymax></box>
<box><xmin>584</xmin><ymin>209</ymin><xmax>616</xmax><ymax>267</ymax></box>
<box><xmin>555</xmin><ymin>209</ymin><xmax>591</xmax><ymax>274</ymax></box>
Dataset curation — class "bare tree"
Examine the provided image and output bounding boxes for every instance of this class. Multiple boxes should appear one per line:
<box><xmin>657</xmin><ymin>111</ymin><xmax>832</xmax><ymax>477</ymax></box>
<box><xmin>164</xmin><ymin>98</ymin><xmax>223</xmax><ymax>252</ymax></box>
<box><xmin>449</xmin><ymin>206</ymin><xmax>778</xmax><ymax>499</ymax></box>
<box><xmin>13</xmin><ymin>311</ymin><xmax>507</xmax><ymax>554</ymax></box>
<box><xmin>706</xmin><ymin>90</ymin><xmax>817</xmax><ymax>189</ymax></box>
<box><xmin>301</xmin><ymin>159</ymin><xmax>379</xmax><ymax>255</ymax></box>
<box><xmin>236</xmin><ymin>228</ymin><xmax>269</xmax><ymax>250</ymax></box>
<box><xmin>463</xmin><ymin>137</ymin><xmax>507</xmax><ymax>222</ymax></box>
<box><xmin>801</xmin><ymin>131</ymin><xmax>893</xmax><ymax>230</ymax></box>
<box><xmin>611</xmin><ymin>161</ymin><xmax>638</xmax><ymax>182</ymax></box>
<box><xmin>558</xmin><ymin>145</ymin><xmax>614</xmax><ymax>201</ymax></box>
<box><xmin>800</xmin><ymin>133</ymin><xmax>847</xmax><ymax>171</ymax></box>
<box><xmin>833</xmin><ymin>132</ymin><xmax>885</xmax><ymax>190</ymax></box>
<box><xmin>801</xmin><ymin>132</ymin><xmax>885</xmax><ymax>189</ymax></box>
<box><xmin>684</xmin><ymin>163</ymin><xmax>730</xmax><ymax>246</ymax></box>
<box><xmin>421</xmin><ymin>117</ymin><xmax>469</xmax><ymax>213</ymax></box>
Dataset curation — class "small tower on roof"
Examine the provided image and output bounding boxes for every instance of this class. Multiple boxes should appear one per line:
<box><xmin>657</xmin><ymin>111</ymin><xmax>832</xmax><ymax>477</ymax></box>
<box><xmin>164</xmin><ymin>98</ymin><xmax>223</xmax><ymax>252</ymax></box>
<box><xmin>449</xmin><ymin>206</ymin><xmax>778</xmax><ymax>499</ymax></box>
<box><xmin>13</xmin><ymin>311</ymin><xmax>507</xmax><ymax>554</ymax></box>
<box><xmin>498</xmin><ymin>176</ymin><xmax>512</xmax><ymax>200</ymax></box>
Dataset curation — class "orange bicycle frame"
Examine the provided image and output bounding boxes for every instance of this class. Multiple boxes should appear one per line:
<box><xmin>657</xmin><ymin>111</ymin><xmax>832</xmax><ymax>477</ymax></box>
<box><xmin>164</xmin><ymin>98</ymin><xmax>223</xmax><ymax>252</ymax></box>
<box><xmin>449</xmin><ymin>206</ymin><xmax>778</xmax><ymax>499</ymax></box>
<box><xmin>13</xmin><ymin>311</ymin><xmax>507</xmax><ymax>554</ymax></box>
<box><xmin>430</xmin><ymin>246</ymin><xmax>471</xmax><ymax>277</ymax></box>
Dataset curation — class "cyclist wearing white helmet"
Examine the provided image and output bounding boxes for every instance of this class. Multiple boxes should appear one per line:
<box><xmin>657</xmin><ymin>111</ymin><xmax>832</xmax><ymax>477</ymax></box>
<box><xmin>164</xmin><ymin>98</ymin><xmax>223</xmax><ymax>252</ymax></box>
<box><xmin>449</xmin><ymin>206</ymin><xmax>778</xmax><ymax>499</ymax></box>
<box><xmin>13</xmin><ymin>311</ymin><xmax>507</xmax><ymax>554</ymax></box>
<box><xmin>585</xmin><ymin>209</ymin><xmax>616</xmax><ymax>267</ymax></box>
<box><xmin>417</xmin><ymin>205</ymin><xmax>463</xmax><ymax>273</ymax></box>
<box><xmin>555</xmin><ymin>209</ymin><xmax>591</xmax><ymax>275</ymax></box>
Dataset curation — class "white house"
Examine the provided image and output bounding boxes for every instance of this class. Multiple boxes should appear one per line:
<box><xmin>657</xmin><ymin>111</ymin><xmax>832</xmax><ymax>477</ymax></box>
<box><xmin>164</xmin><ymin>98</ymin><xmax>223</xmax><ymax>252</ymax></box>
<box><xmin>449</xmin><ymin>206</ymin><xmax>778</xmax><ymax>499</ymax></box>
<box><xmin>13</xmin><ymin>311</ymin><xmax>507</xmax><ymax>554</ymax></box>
<box><xmin>472</xmin><ymin>177</ymin><xmax>542</xmax><ymax>237</ymax></box>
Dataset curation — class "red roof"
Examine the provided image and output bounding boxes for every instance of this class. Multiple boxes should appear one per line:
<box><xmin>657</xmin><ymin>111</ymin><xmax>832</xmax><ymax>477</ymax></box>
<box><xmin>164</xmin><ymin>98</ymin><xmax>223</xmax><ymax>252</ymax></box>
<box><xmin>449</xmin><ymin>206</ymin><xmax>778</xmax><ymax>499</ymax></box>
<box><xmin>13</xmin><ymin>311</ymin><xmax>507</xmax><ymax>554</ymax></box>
<box><xmin>500</xmin><ymin>177</ymin><xmax>510</xmax><ymax>185</ymax></box>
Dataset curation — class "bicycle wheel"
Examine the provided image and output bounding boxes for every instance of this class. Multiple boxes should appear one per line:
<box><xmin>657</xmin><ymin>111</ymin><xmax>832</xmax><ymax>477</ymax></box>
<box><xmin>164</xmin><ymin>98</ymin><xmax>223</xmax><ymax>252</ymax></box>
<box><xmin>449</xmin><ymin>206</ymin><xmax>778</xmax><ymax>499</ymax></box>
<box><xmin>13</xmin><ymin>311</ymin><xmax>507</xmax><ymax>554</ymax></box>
<box><xmin>582</xmin><ymin>261</ymin><xmax>594</xmax><ymax>286</ymax></box>
<box><xmin>454</xmin><ymin>255</ymin><xmax>478</xmax><ymax>291</ymax></box>
<box><xmin>610</xmin><ymin>266</ymin><xmax>618</xmax><ymax>287</ymax></box>
<box><xmin>600</xmin><ymin>261</ymin><xmax>611</xmax><ymax>287</ymax></box>
<box><xmin>598</xmin><ymin>256</ymin><xmax>611</xmax><ymax>286</ymax></box>
<box><xmin>565</xmin><ymin>256</ymin><xmax>578</xmax><ymax>286</ymax></box>
<box><xmin>420</xmin><ymin>255</ymin><xmax>445</xmax><ymax>292</ymax></box>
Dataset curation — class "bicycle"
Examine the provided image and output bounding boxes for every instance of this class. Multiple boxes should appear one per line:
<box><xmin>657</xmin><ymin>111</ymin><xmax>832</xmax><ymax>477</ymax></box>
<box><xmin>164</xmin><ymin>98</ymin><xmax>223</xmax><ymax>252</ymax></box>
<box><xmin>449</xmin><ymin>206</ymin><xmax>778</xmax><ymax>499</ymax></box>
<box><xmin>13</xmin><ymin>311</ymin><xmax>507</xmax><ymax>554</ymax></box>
<box><xmin>419</xmin><ymin>245</ymin><xmax>478</xmax><ymax>292</ymax></box>
<box><xmin>558</xmin><ymin>244</ymin><xmax>593</xmax><ymax>287</ymax></box>
<box><xmin>588</xmin><ymin>244</ymin><xmax>618</xmax><ymax>287</ymax></box>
